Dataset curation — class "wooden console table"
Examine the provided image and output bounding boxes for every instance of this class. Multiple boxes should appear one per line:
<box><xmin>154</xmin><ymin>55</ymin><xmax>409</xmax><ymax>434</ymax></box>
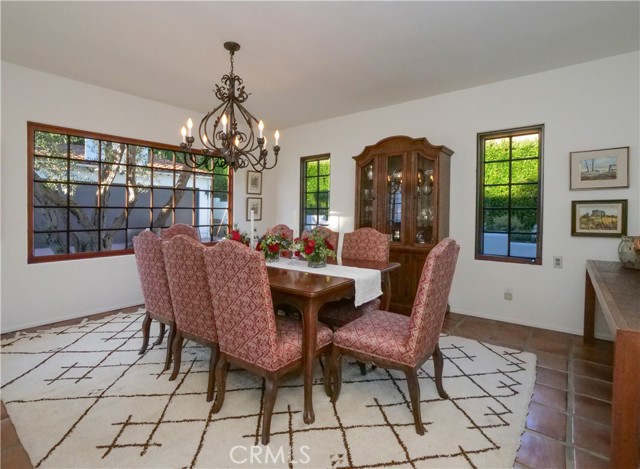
<box><xmin>583</xmin><ymin>260</ymin><xmax>640</xmax><ymax>468</ymax></box>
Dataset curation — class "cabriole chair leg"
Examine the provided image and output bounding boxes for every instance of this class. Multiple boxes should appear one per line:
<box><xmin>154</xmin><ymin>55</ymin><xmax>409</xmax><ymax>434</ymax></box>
<box><xmin>139</xmin><ymin>312</ymin><xmax>152</xmax><ymax>355</ymax></box>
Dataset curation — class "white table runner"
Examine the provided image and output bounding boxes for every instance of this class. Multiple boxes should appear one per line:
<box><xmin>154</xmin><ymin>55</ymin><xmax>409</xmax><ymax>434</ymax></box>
<box><xmin>269</xmin><ymin>257</ymin><xmax>382</xmax><ymax>306</ymax></box>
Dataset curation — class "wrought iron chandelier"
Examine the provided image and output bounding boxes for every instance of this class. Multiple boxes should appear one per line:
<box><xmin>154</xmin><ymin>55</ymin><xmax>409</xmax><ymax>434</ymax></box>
<box><xmin>179</xmin><ymin>41</ymin><xmax>280</xmax><ymax>172</ymax></box>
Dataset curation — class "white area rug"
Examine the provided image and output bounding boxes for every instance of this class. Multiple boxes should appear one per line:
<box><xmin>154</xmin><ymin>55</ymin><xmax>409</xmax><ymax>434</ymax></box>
<box><xmin>1</xmin><ymin>310</ymin><xmax>536</xmax><ymax>468</ymax></box>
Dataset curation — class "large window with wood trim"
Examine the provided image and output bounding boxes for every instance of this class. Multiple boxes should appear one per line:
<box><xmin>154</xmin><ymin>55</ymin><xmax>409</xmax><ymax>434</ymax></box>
<box><xmin>476</xmin><ymin>125</ymin><xmax>544</xmax><ymax>264</ymax></box>
<box><xmin>300</xmin><ymin>154</ymin><xmax>330</xmax><ymax>233</ymax></box>
<box><xmin>28</xmin><ymin>122</ymin><xmax>232</xmax><ymax>263</ymax></box>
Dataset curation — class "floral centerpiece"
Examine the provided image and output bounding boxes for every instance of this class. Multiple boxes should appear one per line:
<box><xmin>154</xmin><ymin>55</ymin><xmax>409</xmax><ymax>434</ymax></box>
<box><xmin>226</xmin><ymin>225</ymin><xmax>250</xmax><ymax>246</ymax></box>
<box><xmin>291</xmin><ymin>229</ymin><xmax>336</xmax><ymax>268</ymax></box>
<box><xmin>256</xmin><ymin>231</ymin><xmax>290</xmax><ymax>262</ymax></box>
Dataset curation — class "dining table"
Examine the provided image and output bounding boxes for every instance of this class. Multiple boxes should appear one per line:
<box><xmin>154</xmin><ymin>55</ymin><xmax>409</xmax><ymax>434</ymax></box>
<box><xmin>266</xmin><ymin>257</ymin><xmax>400</xmax><ymax>424</ymax></box>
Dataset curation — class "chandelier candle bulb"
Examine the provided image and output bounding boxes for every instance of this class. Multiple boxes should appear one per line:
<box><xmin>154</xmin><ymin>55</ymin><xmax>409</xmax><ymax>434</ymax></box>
<box><xmin>221</xmin><ymin>114</ymin><xmax>228</xmax><ymax>134</ymax></box>
<box><xmin>180</xmin><ymin>126</ymin><xmax>187</xmax><ymax>143</ymax></box>
<box><xmin>275</xmin><ymin>130</ymin><xmax>280</xmax><ymax>146</ymax></box>
<box><xmin>187</xmin><ymin>118</ymin><xmax>193</xmax><ymax>137</ymax></box>
<box><xmin>259</xmin><ymin>120</ymin><xmax>264</xmax><ymax>138</ymax></box>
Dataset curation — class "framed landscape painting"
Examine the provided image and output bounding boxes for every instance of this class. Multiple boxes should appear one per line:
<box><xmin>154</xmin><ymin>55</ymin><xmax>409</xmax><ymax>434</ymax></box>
<box><xmin>571</xmin><ymin>200</ymin><xmax>627</xmax><ymax>237</ymax></box>
<box><xmin>570</xmin><ymin>147</ymin><xmax>629</xmax><ymax>190</ymax></box>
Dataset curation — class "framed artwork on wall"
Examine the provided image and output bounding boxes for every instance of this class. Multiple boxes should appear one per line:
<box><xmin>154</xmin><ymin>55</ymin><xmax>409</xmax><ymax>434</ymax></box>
<box><xmin>570</xmin><ymin>147</ymin><xmax>629</xmax><ymax>190</ymax></box>
<box><xmin>247</xmin><ymin>170</ymin><xmax>262</xmax><ymax>195</ymax></box>
<box><xmin>571</xmin><ymin>199</ymin><xmax>627</xmax><ymax>237</ymax></box>
<box><xmin>246</xmin><ymin>197</ymin><xmax>262</xmax><ymax>221</ymax></box>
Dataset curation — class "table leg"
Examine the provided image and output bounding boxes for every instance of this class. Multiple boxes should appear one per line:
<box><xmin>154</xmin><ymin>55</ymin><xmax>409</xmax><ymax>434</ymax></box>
<box><xmin>583</xmin><ymin>270</ymin><xmax>596</xmax><ymax>342</ymax></box>
<box><xmin>611</xmin><ymin>329</ymin><xmax>640</xmax><ymax>469</ymax></box>
<box><xmin>301</xmin><ymin>298</ymin><xmax>320</xmax><ymax>424</ymax></box>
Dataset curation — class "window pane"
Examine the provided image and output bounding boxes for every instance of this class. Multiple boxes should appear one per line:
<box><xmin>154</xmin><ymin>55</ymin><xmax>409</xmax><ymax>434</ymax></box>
<box><xmin>211</xmin><ymin>224</ymin><xmax>228</xmax><ymax>240</ymax></box>
<box><xmin>101</xmin><ymin>141</ymin><xmax>126</xmax><ymax>163</ymax></box>
<box><xmin>175</xmin><ymin>190</ymin><xmax>194</xmax><ymax>209</ymax></box>
<box><xmin>306</xmin><ymin>177</ymin><xmax>318</xmax><ymax>192</ymax></box>
<box><xmin>510</xmin><ymin>235</ymin><xmax>537</xmax><ymax>258</ymax></box>
<box><xmin>484</xmin><ymin>161</ymin><xmax>509</xmax><ymax>185</ymax></box>
<box><xmin>318</xmin><ymin>193</ymin><xmax>329</xmax><ymax>208</ymax></box>
<box><xmin>483</xmin><ymin>209</ymin><xmax>508</xmax><ymax>232</ymax></box>
<box><xmin>153</xmin><ymin>149</ymin><xmax>174</xmax><ymax>168</ymax></box>
<box><xmin>212</xmin><ymin>192</ymin><xmax>229</xmax><ymax>208</ymax></box>
<box><xmin>69</xmin><ymin>184</ymin><xmax>99</xmax><ymax>207</ymax></box>
<box><xmin>34</xmin><ymin>182</ymin><xmax>67</xmax><ymax>206</ymax></box>
<box><xmin>34</xmin><ymin>207</ymin><xmax>67</xmax><ymax>231</ymax></box>
<box><xmin>129</xmin><ymin>166</ymin><xmax>151</xmax><ymax>187</ymax></box>
<box><xmin>128</xmin><ymin>208</ymin><xmax>150</xmax><ymax>228</ymax></box>
<box><xmin>512</xmin><ymin>159</ymin><xmax>538</xmax><ymax>183</ymax></box>
<box><xmin>128</xmin><ymin>145</ymin><xmax>151</xmax><ymax>166</ymax></box>
<box><xmin>484</xmin><ymin>185</ymin><xmax>508</xmax><ymax>208</ymax></box>
<box><xmin>306</xmin><ymin>194</ymin><xmax>317</xmax><ymax>208</ymax></box>
<box><xmin>511</xmin><ymin>209</ymin><xmax>538</xmax><ymax>232</ymax></box>
<box><xmin>70</xmin><ymin>208</ymin><xmax>97</xmax><ymax>230</ymax></box>
<box><xmin>153</xmin><ymin>188</ymin><xmax>173</xmax><ymax>208</ymax></box>
<box><xmin>70</xmin><ymin>161</ymin><xmax>99</xmax><ymax>183</ymax></box>
<box><xmin>34</xmin><ymin>157</ymin><xmax>67</xmax><ymax>182</ymax></box>
<box><xmin>213</xmin><ymin>208</ymin><xmax>229</xmax><ymax>225</ymax></box>
<box><xmin>319</xmin><ymin>159</ymin><xmax>330</xmax><ymax>176</ymax></box>
<box><xmin>127</xmin><ymin>229</ymin><xmax>145</xmax><ymax>249</ymax></box>
<box><xmin>175</xmin><ymin>208</ymin><xmax>193</xmax><ymax>225</ymax></box>
<box><xmin>129</xmin><ymin>187</ymin><xmax>151</xmax><ymax>207</ymax></box>
<box><xmin>511</xmin><ymin>184</ymin><xmax>538</xmax><ymax>208</ymax></box>
<box><xmin>512</xmin><ymin>134</ymin><xmax>539</xmax><ymax>159</ymax></box>
<box><xmin>483</xmin><ymin>233</ymin><xmax>508</xmax><ymax>256</ymax></box>
<box><xmin>35</xmin><ymin>131</ymin><xmax>67</xmax><ymax>157</ymax></box>
<box><xmin>213</xmin><ymin>174</ymin><xmax>228</xmax><ymax>192</ymax></box>
<box><xmin>102</xmin><ymin>186</ymin><xmax>126</xmax><ymax>207</ymax></box>
<box><xmin>101</xmin><ymin>230</ymin><xmax>126</xmax><ymax>251</ymax></box>
<box><xmin>69</xmin><ymin>231</ymin><xmax>100</xmax><ymax>252</ymax></box>
<box><xmin>102</xmin><ymin>208</ymin><xmax>126</xmax><ymax>229</ymax></box>
<box><xmin>152</xmin><ymin>208</ymin><xmax>173</xmax><ymax>228</ymax></box>
<box><xmin>306</xmin><ymin>161</ymin><xmax>319</xmax><ymax>177</ymax></box>
<box><xmin>152</xmin><ymin>169</ymin><xmax>174</xmax><ymax>188</ymax></box>
<box><xmin>318</xmin><ymin>176</ymin><xmax>330</xmax><ymax>191</ymax></box>
<box><xmin>484</xmin><ymin>138</ymin><xmax>509</xmax><ymax>161</ymax></box>
<box><xmin>34</xmin><ymin>233</ymin><xmax>67</xmax><ymax>256</ymax></box>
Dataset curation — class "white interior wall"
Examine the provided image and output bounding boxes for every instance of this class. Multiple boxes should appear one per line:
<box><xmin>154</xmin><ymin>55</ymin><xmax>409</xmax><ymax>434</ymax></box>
<box><xmin>268</xmin><ymin>52</ymin><xmax>640</xmax><ymax>336</ymax></box>
<box><xmin>0</xmin><ymin>63</ymin><xmax>245</xmax><ymax>332</ymax></box>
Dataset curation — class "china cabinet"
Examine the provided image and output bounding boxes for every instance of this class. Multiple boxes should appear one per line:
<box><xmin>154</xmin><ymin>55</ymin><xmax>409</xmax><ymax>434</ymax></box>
<box><xmin>354</xmin><ymin>136</ymin><xmax>453</xmax><ymax>314</ymax></box>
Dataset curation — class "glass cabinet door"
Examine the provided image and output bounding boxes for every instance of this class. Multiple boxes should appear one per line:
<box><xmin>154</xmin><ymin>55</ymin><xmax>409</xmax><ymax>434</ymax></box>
<box><xmin>385</xmin><ymin>155</ymin><xmax>403</xmax><ymax>242</ymax></box>
<box><xmin>359</xmin><ymin>162</ymin><xmax>375</xmax><ymax>228</ymax></box>
<box><xmin>414</xmin><ymin>153</ymin><xmax>435</xmax><ymax>245</ymax></box>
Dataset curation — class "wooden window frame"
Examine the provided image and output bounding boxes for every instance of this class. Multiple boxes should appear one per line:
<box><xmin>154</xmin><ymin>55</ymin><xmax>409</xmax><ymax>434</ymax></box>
<box><xmin>299</xmin><ymin>154</ymin><xmax>330</xmax><ymax>235</ymax></box>
<box><xmin>28</xmin><ymin>122</ymin><xmax>234</xmax><ymax>263</ymax></box>
<box><xmin>475</xmin><ymin>124</ymin><xmax>544</xmax><ymax>265</ymax></box>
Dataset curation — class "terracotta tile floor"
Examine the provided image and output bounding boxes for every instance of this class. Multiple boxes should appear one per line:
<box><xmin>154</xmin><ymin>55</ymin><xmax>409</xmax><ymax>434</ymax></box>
<box><xmin>1</xmin><ymin>309</ymin><xmax>614</xmax><ymax>469</ymax></box>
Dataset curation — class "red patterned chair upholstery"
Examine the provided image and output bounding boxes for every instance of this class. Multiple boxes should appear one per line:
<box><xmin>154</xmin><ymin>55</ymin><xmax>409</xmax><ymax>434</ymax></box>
<box><xmin>318</xmin><ymin>227</ymin><xmax>390</xmax><ymax>375</ymax></box>
<box><xmin>266</xmin><ymin>224</ymin><xmax>294</xmax><ymax>241</ymax></box>
<box><xmin>160</xmin><ymin>223</ymin><xmax>201</xmax><ymax>242</ymax></box>
<box><xmin>162</xmin><ymin>235</ymin><xmax>219</xmax><ymax>401</ymax></box>
<box><xmin>301</xmin><ymin>226</ymin><xmax>339</xmax><ymax>253</ymax></box>
<box><xmin>204</xmin><ymin>240</ymin><xmax>333</xmax><ymax>444</ymax></box>
<box><xmin>132</xmin><ymin>230</ymin><xmax>175</xmax><ymax>372</ymax></box>
<box><xmin>328</xmin><ymin>238</ymin><xmax>460</xmax><ymax>435</ymax></box>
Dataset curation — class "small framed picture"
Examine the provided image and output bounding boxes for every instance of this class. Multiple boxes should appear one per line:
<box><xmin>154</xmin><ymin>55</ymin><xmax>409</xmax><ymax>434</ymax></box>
<box><xmin>571</xmin><ymin>199</ymin><xmax>627</xmax><ymax>237</ymax></box>
<box><xmin>570</xmin><ymin>147</ymin><xmax>629</xmax><ymax>190</ymax></box>
<box><xmin>247</xmin><ymin>170</ymin><xmax>262</xmax><ymax>195</ymax></box>
<box><xmin>246</xmin><ymin>197</ymin><xmax>262</xmax><ymax>221</ymax></box>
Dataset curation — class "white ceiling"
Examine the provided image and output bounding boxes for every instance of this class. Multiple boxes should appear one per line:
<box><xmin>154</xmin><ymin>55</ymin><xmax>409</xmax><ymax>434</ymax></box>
<box><xmin>2</xmin><ymin>1</ymin><xmax>639</xmax><ymax>131</ymax></box>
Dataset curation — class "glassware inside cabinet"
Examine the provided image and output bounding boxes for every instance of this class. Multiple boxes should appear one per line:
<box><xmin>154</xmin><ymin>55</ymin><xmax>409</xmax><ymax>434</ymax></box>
<box><xmin>386</xmin><ymin>155</ymin><xmax>403</xmax><ymax>242</ymax></box>
<box><xmin>415</xmin><ymin>155</ymin><xmax>434</xmax><ymax>245</ymax></box>
<box><xmin>359</xmin><ymin>163</ymin><xmax>374</xmax><ymax>228</ymax></box>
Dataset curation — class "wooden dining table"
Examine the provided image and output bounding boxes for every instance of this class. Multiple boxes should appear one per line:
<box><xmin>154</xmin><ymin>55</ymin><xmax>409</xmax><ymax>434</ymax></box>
<box><xmin>267</xmin><ymin>258</ymin><xmax>400</xmax><ymax>424</ymax></box>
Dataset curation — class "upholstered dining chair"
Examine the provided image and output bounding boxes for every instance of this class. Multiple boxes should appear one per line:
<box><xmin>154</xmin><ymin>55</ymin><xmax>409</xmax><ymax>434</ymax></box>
<box><xmin>318</xmin><ymin>227</ymin><xmax>390</xmax><ymax>375</ymax></box>
<box><xmin>162</xmin><ymin>235</ymin><xmax>219</xmax><ymax>401</ymax></box>
<box><xmin>328</xmin><ymin>238</ymin><xmax>460</xmax><ymax>435</ymax></box>
<box><xmin>301</xmin><ymin>226</ymin><xmax>339</xmax><ymax>253</ymax></box>
<box><xmin>204</xmin><ymin>240</ymin><xmax>333</xmax><ymax>445</ymax></box>
<box><xmin>267</xmin><ymin>224</ymin><xmax>294</xmax><ymax>241</ymax></box>
<box><xmin>160</xmin><ymin>223</ymin><xmax>201</xmax><ymax>242</ymax></box>
<box><xmin>132</xmin><ymin>230</ymin><xmax>175</xmax><ymax>372</ymax></box>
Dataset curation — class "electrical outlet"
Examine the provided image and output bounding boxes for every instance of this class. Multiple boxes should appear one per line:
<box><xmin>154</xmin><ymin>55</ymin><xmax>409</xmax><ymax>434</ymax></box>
<box><xmin>504</xmin><ymin>287</ymin><xmax>513</xmax><ymax>301</ymax></box>
<box><xmin>553</xmin><ymin>256</ymin><xmax>563</xmax><ymax>268</ymax></box>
